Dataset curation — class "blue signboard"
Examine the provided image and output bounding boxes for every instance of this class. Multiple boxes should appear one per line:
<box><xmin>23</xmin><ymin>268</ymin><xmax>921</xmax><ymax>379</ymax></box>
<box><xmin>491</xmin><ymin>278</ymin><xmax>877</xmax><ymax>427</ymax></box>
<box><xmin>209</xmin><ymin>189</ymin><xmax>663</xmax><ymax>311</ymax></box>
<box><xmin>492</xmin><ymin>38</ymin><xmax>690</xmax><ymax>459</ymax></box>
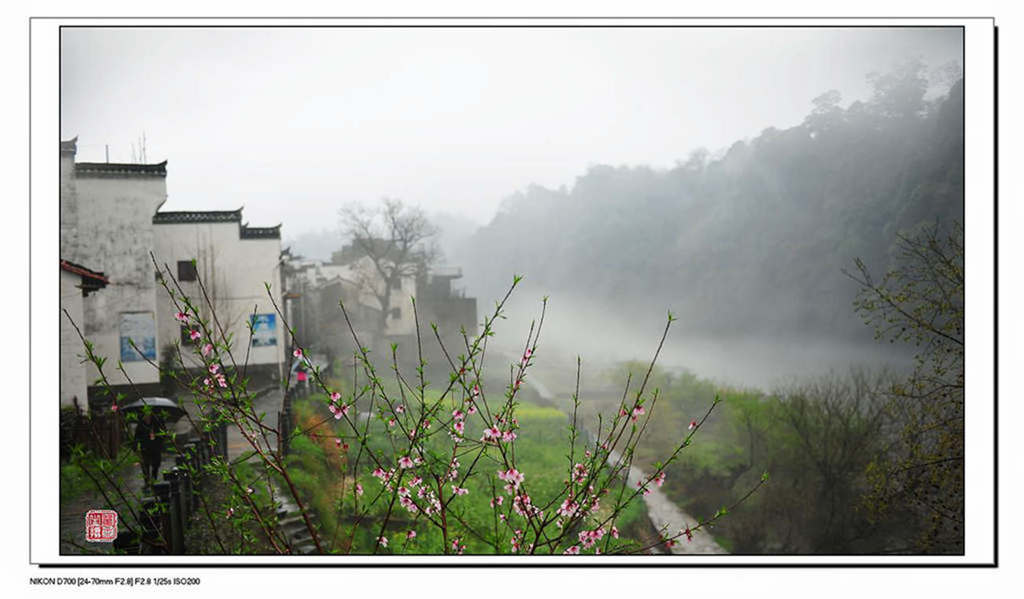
<box><xmin>250</xmin><ymin>313</ymin><xmax>277</xmax><ymax>347</ymax></box>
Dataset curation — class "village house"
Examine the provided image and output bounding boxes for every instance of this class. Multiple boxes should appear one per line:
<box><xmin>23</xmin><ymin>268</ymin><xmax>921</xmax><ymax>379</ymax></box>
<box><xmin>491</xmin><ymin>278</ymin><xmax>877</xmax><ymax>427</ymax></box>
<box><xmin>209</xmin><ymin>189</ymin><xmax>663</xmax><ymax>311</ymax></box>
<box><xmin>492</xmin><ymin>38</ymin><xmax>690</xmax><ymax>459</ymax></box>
<box><xmin>152</xmin><ymin>208</ymin><xmax>285</xmax><ymax>384</ymax></box>
<box><xmin>60</xmin><ymin>137</ymin><xmax>168</xmax><ymax>403</ymax></box>
<box><xmin>60</xmin><ymin>137</ymin><xmax>286</xmax><ymax>407</ymax></box>
<box><xmin>59</xmin><ymin>259</ymin><xmax>109</xmax><ymax>413</ymax></box>
<box><xmin>282</xmin><ymin>245</ymin><xmax>476</xmax><ymax>370</ymax></box>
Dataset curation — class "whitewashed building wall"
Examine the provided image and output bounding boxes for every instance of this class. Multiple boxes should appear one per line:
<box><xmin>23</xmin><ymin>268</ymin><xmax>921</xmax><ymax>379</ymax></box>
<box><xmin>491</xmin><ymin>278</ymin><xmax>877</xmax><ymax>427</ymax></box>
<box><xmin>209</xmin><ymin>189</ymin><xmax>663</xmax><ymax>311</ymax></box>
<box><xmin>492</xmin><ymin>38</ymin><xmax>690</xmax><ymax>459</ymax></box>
<box><xmin>60</xmin><ymin>268</ymin><xmax>87</xmax><ymax>411</ymax></box>
<box><xmin>152</xmin><ymin>210</ymin><xmax>284</xmax><ymax>381</ymax></box>
<box><xmin>59</xmin><ymin>138</ymin><xmax>167</xmax><ymax>393</ymax></box>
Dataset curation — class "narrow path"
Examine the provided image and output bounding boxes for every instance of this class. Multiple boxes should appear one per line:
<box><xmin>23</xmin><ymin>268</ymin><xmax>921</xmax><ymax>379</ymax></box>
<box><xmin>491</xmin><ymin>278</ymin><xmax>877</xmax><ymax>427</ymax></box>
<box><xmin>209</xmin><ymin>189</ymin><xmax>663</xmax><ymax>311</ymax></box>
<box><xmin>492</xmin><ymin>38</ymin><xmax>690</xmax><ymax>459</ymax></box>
<box><xmin>518</xmin><ymin>365</ymin><xmax>726</xmax><ymax>554</ymax></box>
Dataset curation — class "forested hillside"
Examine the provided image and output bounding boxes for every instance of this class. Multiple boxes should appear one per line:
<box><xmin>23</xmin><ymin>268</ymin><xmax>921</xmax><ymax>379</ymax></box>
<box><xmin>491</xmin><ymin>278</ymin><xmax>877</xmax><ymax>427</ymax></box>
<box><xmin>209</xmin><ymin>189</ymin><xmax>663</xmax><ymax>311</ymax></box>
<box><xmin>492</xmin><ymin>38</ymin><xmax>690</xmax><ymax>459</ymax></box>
<box><xmin>458</xmin><ymin>63</ymin><xmax>963</xmax><ymax>344</ymax></box>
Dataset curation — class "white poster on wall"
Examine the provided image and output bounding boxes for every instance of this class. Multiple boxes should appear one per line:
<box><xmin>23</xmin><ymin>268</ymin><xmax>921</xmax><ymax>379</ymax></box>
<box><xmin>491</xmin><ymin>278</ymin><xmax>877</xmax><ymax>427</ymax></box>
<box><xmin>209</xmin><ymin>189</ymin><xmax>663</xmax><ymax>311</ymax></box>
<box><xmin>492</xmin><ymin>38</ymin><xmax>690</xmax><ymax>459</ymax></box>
<box><xmin>119</xmin><ymin>312</ymin><xmax>156</xmax><ymax>361</ymax></box>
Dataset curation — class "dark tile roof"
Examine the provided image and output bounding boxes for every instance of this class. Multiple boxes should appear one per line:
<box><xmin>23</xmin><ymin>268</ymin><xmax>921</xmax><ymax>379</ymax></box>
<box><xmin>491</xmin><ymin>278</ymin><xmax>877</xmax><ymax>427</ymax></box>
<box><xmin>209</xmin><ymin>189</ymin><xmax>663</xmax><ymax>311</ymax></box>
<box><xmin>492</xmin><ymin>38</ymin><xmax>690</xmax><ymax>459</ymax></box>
<box><xmin>153</xmin><ymin>209</ymin><xmax>281</xmax><ymax>240</ymax></box>
<box><xmin>61</xmin><ymin>137</ymin><xmax>78</xmax><ymax>155</ymax></box>
<box><xmin>240</xmin><ymin>224</ymin><xmax>281</xmax><ymax>240</ymax></box>
<box><xmin>60</xmin><ymin>259</ymin><xmax>109</xmax><ymax>295</ymax></box>
<box><xmin>75</xmin><ymin>161</ymin><xmax>168</xmax><ymax>178</ymax></box>
<box><xmin>153</xmin><ymin>209</ymin><xmax>243</xmax><ymax>224</ymax></box>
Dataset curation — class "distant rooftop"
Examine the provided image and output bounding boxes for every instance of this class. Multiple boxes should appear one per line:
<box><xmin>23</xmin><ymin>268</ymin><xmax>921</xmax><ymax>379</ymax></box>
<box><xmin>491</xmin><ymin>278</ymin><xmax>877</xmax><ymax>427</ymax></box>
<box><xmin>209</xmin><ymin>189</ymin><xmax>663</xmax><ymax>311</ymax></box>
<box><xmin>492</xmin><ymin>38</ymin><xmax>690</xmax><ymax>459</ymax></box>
<box><xmin>153</xmin><ymin>209</ymin><xmax>281</xmax><ymax>239</ymax></box>
<box><xmin>429</xmin><ymin>266</ymin><xmax>463</xmax><ymax>279</ymax></box>
<box><xmin>153</xmin><ymin>209</ymin><xmax>243</xmax><ymax>224</ymax></box>
<box><xmin>240</xmin><ymin>224</ymin><xmax>282</xmax><ymax>240</ymax></box>
<box><xmin>75</xmin><ymin>161</ymin><xmax>168</xmax><ymax>178</ymax></box>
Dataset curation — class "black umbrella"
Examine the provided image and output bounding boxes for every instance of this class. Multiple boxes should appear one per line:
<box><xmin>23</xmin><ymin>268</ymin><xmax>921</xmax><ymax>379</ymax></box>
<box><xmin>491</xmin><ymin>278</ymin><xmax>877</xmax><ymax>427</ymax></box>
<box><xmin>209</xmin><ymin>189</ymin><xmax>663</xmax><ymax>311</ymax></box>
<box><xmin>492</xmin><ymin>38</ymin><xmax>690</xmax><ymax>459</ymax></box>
<box><xmin>120</xmin><ymin>397</ymin><xmax>187</xmax><ymax>422</ymax></box>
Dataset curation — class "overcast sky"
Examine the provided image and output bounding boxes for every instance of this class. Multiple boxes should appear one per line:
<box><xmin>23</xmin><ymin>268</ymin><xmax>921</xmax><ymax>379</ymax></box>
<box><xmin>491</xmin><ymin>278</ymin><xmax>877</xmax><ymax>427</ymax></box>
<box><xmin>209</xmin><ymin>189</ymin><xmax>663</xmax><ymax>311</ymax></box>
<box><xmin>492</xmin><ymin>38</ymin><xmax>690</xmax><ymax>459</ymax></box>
<box><xmin>60</xmin><ymin>27</ymin><xmax>962</xmax><ymax>237</ymax></box>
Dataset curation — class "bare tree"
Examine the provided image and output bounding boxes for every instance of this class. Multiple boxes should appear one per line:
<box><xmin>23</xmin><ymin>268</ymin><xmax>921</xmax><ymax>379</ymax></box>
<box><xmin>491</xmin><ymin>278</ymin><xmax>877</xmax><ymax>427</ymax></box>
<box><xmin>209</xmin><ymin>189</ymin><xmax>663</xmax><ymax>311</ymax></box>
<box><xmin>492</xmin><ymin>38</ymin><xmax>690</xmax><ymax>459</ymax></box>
<box><xmin>338</xmin><ymin>198</ymin><xmax>440</xmax><ymax>334</ymax></box>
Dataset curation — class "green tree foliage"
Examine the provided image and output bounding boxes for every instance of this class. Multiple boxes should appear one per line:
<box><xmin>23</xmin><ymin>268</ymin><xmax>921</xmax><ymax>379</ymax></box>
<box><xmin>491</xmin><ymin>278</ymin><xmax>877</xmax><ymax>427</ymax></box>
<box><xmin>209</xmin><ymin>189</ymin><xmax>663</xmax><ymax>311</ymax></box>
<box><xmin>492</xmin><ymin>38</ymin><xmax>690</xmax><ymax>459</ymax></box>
<box><xmin>847</xmin><ymin>223</ymin><xmax>964</xmax><ymax>553</ymax></box>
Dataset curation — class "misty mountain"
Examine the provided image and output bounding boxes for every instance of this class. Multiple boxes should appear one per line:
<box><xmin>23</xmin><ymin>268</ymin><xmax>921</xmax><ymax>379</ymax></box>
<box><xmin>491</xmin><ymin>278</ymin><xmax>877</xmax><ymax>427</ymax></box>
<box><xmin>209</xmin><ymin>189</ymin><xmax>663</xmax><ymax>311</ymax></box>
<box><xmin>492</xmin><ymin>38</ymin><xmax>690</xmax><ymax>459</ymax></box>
<box><xmin>455</xmin><ymin>65</ymin><xmax>963</xmax><ymax>347</ymax></box>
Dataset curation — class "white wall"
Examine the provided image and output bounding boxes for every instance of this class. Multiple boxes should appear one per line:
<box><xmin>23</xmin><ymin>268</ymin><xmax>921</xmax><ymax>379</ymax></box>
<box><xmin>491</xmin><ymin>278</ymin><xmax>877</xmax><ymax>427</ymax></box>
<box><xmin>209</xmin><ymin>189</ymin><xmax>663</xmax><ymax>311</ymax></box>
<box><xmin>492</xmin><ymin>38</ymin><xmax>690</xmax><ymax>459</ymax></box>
<box><xmin>60</xmin><ymin>157</ymin><xmax>166</xmax><ymax>388</ymax></box>
<box><xmin>340</xmin><ymin>256</ymin><xmax>418</xmax><ymax>336</ymax></box>
<box><xmin>59</xmin><ymin>269</ymin><xmax>86</xmax><ymax>412</ymax></box>
<box><xmin>152</xmin><ymin>221</ymin><xmax>284</xmax><ymax>375</ymax></box>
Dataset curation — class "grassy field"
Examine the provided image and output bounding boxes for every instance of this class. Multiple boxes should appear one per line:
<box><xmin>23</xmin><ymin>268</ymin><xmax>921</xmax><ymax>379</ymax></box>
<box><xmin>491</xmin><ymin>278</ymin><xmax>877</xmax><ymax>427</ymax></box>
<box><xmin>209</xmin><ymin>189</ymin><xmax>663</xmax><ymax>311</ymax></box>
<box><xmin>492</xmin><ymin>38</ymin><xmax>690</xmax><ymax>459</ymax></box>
<box><xmin>280</xmin><ymin>385</ymin><xmax>651</xmax><ymax>555</ymax></box>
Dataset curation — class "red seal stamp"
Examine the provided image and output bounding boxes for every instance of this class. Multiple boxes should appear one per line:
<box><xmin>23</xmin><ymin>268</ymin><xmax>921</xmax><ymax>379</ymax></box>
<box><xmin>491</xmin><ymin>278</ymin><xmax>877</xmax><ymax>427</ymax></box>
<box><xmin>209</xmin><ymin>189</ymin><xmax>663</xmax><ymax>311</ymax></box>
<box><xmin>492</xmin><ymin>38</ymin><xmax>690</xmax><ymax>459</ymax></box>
<box><xmin>85</xmin><ymin>509</ymin><xmax>118</xmax><ymax>542</ymax></box>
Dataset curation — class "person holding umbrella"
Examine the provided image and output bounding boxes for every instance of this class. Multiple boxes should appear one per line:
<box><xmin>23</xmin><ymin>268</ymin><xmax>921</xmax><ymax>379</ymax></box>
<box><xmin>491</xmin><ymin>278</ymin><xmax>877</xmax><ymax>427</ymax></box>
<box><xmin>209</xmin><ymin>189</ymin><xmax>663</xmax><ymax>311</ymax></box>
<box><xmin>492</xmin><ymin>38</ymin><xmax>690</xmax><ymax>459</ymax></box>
<box><xmin>134</xmin><ymin>410</ymin><xmax>166</xmax><ymax>488</ymax></box>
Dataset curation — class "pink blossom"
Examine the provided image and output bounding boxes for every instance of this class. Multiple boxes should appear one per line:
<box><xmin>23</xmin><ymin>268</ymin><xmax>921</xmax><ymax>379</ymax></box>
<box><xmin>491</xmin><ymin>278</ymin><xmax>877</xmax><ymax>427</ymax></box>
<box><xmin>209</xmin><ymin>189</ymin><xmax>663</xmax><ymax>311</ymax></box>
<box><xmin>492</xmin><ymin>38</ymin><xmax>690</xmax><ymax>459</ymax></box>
<box><xmin>563</xmin><ymin>545</ymin><xmax>580</xmax><ymax>555</ymax></box>
<box><xmin>174</xmin><ymin>311</ymin><xmax>189</xmax><ymax>323</ymax></box>
<box><xmin>354</xmin><ymin>483</ymin><xmax>363</xmax><ymax>496</ymax></box>
<box><xmin>501</xmin><ymin>430</ymin><xmax>517</xmax><ymax>443</ymax></box>
<box><xmin>451</xmin><ymin>485</ymin><xmax>468</xmax><ymax>496</ymax></box>
<box><xmin>293</xmin><ymin>348</ymin><xmax>303</xmax><ymax>359</ymax></box>
<box><xmin>573</xmin><ymin>463</ymin><xmax>588</xmax><ymax>483</ymax></box>
<box><xmin>189</xmin><ymin>329</ymin><xmax>201</xmax><ymax>341</ymax></box>
<box><xmin>111</xmin><ymin>403</ymin><xmax>119</xmax><ymax>412</ymax></box>
<box><xmin>481</xmin><ymin>426</ymin><xmax>501</xmax><ymax>441</ymax></box>
<box><xmin>497</xmin><ymin>469</ymin><xmax>525</xmax><ymax>490</ymax></box>
<box><xmin>371</xmin><ymin>467</ymin><xmax>386</xmax><ymax>479</ymax></box>
<box><xmin>611</xmin><ymin>526</ymin><xmax>619</xmax><ymax>539</ymax></box>
<box><xmin>557</xmin><ymin>499</ymin><xmax>579</xmax><ymax>518</ymax></box>
<box><xmin>654</xmin><ymin>471</ymin><xmax>666</xmax><ymax>487</ymax></box>
<box><xmin>688</xmin><ymin>420</ymin><xmax>698</xmax><ymax>430</ymax></box>
<box><xmin>329</xmin><ymin>392</ymin><xmax>341</xmax><ymax>402</ymax></box>
<box><xmin>521</xmin><ymin>348</ymin><xmax>532</xmax><ymax>365</ymax></box>
<box><xmin>683</xmin><ymin>527</ymin><xmax>693</xmax><ymax>542</ymax></box>
<box><xmin>490</xmin><ymin>496</ymin><xmax>504</xmax><ymax>508</ymax></box>
<box><xmin>452</xmin><ymin>408</ymin><xmax>465</xmax><ymax>420</ymax></box>
<box><xmin>208</xmin><ymin>364</ymin><xmax>220</xmax><ymax>374</ymax></box>
<box><xmin>395</xmin><ymin>404</ymin><xmax>405</xmax><ymax>414</ymax></box>
<box><xmin>335</xmin><ymin>438</ymin><xmax>342</xmax><ymax>448</ymax></box>
<box><xmin>453</xmin><ymin>420</ymin><xmax>465</xmax><ymax>435</ymax></box>
<box><xmin>226</xmin><ymin>508</ymin><xmax>234</xmax><ymax>518</ymax></box>
<box><xmin>578</xmin><ymin>527</ymin><xmax>606</xmax><ymax>550</ymax></box>
<box><xmin>201</xmin><ymin>343</ymin><xmax>213</xmax><ymax>357</ymax></box>
<box><xmin>631</xmin><ymin>405</ymin><xmax>646</xmax><ymax>421</ymax></box>
<box><xmin>467</xmin><ymin>403</ymin><xmax>478</xmax><ymax>415</ymax></box>
<box><xmin>398</xmin><ymin>456</ymin><xmax>415</xmax><ymax>469</ymax></box>
<box><xmin>216</xmin><ymin>373</ymin><xmax>227</xmax><ymax>388</ymax></box>
<box><xmin>377</xmin><ymin>536</ymin><xmax>388</xmax><ymax>548</ymax></box>
<box><xmin>388</xmin><ymin>418</ymin><xmax>396</xmax><ymax>428</ymax></box>
<box><xmin>407</xmin><ymin>530</ymin><xmax>417</xmax><ymax>540</ymax></box>
<box><xmin>400</xmin><ymin>496</ymin><xmax>418</xmax><ymax>513</ymax></box>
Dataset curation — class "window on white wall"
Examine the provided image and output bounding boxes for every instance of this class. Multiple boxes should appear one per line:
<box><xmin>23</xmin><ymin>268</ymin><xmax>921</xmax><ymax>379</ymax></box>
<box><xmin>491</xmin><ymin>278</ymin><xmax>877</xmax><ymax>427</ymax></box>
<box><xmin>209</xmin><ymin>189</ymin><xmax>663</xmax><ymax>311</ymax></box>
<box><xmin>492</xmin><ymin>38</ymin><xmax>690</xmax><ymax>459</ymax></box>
<box><xmin>178</xmin><ymin>260</ymin><xmax>197</xmax><ymax>281</ymax></box>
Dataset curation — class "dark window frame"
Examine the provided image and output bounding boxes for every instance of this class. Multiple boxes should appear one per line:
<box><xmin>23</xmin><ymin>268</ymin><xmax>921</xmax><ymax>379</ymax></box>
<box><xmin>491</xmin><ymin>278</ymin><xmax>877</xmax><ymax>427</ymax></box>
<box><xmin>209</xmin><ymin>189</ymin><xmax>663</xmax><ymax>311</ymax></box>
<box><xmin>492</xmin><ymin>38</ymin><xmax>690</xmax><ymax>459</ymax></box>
<box><xmin>177</xmin><ymin>260</ymin><xmax>197</xmax><ymax>282</ymax></box>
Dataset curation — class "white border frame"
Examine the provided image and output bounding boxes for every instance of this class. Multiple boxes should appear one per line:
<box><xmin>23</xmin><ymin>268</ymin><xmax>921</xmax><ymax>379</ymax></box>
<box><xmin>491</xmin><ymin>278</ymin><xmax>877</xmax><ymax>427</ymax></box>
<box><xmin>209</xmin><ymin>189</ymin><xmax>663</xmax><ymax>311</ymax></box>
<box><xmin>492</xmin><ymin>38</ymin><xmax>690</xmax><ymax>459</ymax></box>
<box><xmin>30</xmin><ymin>16</ymin><xmax>996</xmax><ymax>566</ymax></box>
